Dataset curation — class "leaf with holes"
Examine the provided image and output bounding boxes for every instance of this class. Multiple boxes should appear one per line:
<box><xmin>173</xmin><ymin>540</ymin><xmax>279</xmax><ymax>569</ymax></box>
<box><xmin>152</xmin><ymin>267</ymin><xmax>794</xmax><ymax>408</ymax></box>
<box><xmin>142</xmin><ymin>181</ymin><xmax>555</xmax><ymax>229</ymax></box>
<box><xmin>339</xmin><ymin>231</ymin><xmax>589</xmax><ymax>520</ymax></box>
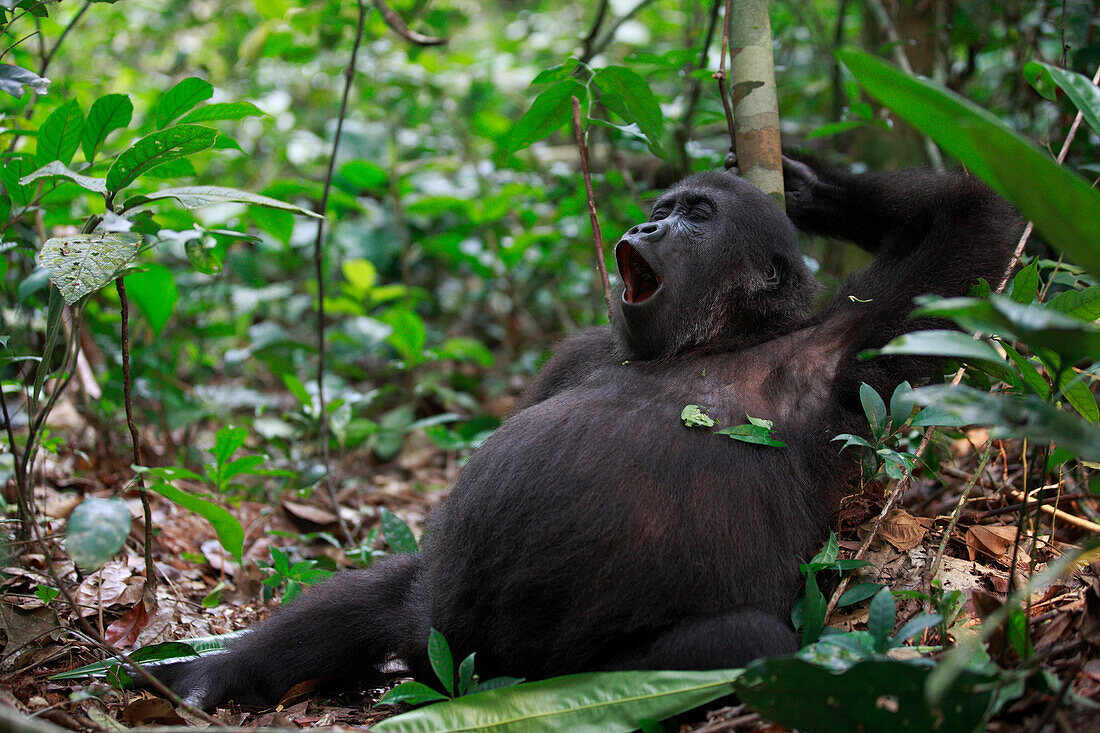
<box><xmin>105</xmin><ymin>125</ymin><xmax>217</xmax><ymax>193</ymax></box>
<box><xmin>36</xmin><ymin>100</ymin><xmax>83</xmax><ymax>167</ymax></box>
<box><xmin>38</xmin><ymin>233</ymin><xmax>141</xmax><ymax>305</ymax></box>
<box><xmin>83</xmin><ymin>93</ymin><xmax>133</xmax><ymax>163</ymax></box>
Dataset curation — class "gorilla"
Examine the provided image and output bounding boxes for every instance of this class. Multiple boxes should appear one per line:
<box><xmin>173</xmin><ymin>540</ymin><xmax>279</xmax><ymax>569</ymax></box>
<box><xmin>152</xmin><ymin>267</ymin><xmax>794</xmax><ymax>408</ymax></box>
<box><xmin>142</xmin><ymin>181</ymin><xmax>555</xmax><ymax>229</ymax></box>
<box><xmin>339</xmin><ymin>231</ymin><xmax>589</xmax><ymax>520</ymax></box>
<box><xmin>139</xmin><ymin>157</ymin><xmax>1017</xmax><ymax>708</ymax></box>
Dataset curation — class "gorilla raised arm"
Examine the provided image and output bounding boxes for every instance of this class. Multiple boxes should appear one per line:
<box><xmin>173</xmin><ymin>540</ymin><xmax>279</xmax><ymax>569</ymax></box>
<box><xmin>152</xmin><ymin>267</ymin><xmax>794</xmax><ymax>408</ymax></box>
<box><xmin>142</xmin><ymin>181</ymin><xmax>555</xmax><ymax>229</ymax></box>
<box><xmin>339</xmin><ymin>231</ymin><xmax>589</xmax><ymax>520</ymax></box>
<box><xmin>138</xmin><ymin>159</ymin><xmax>1017</xmax><ymax>708</ymax></box>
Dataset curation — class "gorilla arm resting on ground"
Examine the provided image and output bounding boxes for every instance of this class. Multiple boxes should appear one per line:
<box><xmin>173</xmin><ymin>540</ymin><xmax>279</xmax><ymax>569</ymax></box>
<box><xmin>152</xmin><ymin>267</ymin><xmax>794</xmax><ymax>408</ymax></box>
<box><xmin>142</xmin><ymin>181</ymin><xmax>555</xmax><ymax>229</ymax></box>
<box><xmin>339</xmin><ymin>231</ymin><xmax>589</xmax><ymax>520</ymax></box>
<box><xmin>137</xmin><ymin>158</ymin><xmax>1018</xmax><ymax>709</ymax></box>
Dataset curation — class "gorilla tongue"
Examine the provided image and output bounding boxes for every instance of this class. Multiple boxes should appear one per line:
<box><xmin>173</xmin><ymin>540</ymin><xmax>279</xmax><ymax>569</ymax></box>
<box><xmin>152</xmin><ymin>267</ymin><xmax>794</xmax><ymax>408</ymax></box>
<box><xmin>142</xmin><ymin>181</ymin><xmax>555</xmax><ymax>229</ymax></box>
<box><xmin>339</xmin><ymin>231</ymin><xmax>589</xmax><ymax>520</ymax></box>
<box><xmin>617</xmin><ymin>243</ymin><xmax>661</xmax><ymax>304</ymax></box>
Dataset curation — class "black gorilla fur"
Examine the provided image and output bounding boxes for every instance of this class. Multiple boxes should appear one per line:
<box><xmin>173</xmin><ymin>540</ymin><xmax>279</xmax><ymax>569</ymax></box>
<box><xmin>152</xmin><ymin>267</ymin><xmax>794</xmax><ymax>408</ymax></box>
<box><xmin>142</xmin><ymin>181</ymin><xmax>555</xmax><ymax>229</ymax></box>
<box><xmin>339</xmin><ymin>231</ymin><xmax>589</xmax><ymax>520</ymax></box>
<box><xmin>142</xmin><ymin>158</ymin><xmax>1018</xmax><ymax>708</ymax></box>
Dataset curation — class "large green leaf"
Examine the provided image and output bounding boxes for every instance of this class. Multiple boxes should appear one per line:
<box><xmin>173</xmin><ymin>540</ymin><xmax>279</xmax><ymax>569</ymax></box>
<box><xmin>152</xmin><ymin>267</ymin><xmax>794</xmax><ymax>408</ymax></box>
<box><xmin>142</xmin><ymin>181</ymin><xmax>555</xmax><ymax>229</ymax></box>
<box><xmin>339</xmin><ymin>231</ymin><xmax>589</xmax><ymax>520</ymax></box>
<box><xmin>379</xmin><ymin>507</ymin><xmax>418</xmax><ymax>553</ymax></box>
<box><xmin>153</xmin><ymin>77</ymin><xmax>213</xmax><ymax>129</ymax></box>
<box><xmin>734</xmin><ymin>657</ymin><xmax>996</xmax><ymax>732</ymax></box>
<box><xmin>82</xmin><ymin>93</ymin><xmax>133</xmax><ymax>163</ymax></box>
<box><xmin>906</xmin><ymin>385</ymin><xmax>1100</xmax><ymax>461</ymax></box>
<box><xmin>122</xmin><ymin>185</ymin><xmax>321</xmax><ymax>217</ymax></box>
<box><xmin>124</xmin><ymin>264</ymin><xmax>178</xmax><ymax>335</ymax></box>
<box><xmin>373</xmin><ymin>669</ymin><xmax>743</xmax><ymax>733</ymax></box>
<box><xmin>36</xmin><ymin>100</ymin><xmax>83</xmax><ymax>167</ymax></box>
<box><xmin>105</xmin><ymin>125</ymin><xmax>217</xmax><ymax>192</ymax></box>
<box><xmin>837</xmin><ymin>49</ymin><xmax>1100</xmax><ymax>279</ymax></box>
<box><xmin>504</xmin><ymin>79</ymin><xmax>585</xmax><ymax>154</ymax></box>
<box><xmin>1024</xmin><ymin>62</ymin><xmax>1100</xmax><ymax>138</ymax></box>
<box><xmin>66</xmin><ymin>497</ymin><xmax>131</xmax><ymax>570</ymax></box>
<box><xmin>874</xmin><ymin>329</ymin><xmax>1008</xmax><ymax>368</ymax></box>
<box><xmin>38</xmin><ymin>233</ymin><xmax>142</xmax><ymax>305</ymax></box>
<box><xmin>20</xmin><ymin>161</ymin><xmax>107</xmax><ymax>195</ymax></box>
<box><xmin>1047</xmin><ymin>285</ymin><xmax>1100</xmax><ymax>321</ymax></box>
<box><xmin>592</xmin><ymin>66</ymin><xmax>666</xmax><ymax>157</ymax></box>
<box><xmin>149</xmin><ymin>482</ymin><xmax>243</xmax><ymax>561</ymax></box>
<box><xmin>0</xmin><ymin>153</ymin><xmax>37</xmax><ymax>206</ymax></box>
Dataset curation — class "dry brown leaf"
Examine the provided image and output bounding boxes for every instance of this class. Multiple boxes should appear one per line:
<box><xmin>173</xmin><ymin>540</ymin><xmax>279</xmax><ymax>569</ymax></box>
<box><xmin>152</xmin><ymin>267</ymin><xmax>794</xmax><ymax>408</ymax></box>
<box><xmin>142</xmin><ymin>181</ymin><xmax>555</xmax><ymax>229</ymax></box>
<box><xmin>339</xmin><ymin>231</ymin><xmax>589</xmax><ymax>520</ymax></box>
<box><xmin>73</xmin><ymin>561</ymin><xmax>139</xmax><ymax>616</ymax></box>
<box><xmin>282</xmin><ymin>500</ymin><xmax>337</xmax><ymax>526</ymax></box>
<box><xmin>877</xmin><ymin>508</ymin><xmax>933</xmax><ymax>551</ymax></box>
<box><xmin>121</xmin><ymin>697</ymin><xmax>186</xmax><ymax>726</ymax></box>
<box><xmin>104</xmin><ymin>600</ymin><xmax>148</xmax><ymax>648</ymax></box>
<box><xmin>964</xmin><ymin>525</ymin><xmax>1021</xmax><ymax>565</ymax></box>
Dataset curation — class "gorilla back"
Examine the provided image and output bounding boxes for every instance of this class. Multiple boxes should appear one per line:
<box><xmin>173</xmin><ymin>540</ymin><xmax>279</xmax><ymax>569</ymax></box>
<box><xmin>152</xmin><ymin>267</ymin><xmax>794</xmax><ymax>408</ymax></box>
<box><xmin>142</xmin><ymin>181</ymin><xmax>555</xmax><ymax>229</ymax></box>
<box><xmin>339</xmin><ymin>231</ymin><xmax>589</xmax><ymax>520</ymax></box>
<box><xmin>143</xmin><ymin>160</ymin><xmax>1018</xmax><ymax>709</ymax></box>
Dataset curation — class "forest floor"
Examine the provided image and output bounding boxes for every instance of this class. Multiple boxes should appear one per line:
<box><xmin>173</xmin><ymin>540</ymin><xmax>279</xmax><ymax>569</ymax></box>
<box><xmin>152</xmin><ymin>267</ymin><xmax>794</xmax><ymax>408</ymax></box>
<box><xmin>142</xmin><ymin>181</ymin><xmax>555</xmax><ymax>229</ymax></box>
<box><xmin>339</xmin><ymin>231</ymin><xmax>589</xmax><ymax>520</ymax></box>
<box><xmin>2</xmin><ymin>398</ymin><xmax>1099</xmax><ymax>732</ymax></box>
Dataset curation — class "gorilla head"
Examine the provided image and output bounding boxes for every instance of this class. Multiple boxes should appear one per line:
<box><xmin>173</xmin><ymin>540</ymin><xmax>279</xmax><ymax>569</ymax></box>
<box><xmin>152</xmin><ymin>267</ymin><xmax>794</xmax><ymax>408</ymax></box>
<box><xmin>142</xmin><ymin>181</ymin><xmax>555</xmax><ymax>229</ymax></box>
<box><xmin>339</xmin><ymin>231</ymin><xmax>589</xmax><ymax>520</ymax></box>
<box><xmin>612</xmin><ymin>171</ymin><xmax>819</xmax><ymax>361</ymax></box>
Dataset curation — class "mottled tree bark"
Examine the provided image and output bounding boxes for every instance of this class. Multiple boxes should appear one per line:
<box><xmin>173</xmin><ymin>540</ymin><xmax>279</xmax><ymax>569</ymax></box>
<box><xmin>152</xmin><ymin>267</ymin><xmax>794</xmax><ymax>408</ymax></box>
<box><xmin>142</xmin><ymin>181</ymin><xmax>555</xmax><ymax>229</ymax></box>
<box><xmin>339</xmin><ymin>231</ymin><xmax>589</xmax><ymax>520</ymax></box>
<box><xmin>728</xmin><ymin>0</ymin><xmax>784</xmax><ymax>208</ymax></box>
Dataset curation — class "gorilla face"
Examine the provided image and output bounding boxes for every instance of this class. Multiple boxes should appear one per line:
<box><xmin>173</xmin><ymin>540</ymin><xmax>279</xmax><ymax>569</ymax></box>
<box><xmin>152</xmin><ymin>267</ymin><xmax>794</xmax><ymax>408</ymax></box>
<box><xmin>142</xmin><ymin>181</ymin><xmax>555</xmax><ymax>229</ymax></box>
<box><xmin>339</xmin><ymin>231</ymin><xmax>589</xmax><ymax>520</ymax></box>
<box><xmin>613</xmin><ymin>172</ymin><xmax>816</xmax><ymax>361</ymax></box>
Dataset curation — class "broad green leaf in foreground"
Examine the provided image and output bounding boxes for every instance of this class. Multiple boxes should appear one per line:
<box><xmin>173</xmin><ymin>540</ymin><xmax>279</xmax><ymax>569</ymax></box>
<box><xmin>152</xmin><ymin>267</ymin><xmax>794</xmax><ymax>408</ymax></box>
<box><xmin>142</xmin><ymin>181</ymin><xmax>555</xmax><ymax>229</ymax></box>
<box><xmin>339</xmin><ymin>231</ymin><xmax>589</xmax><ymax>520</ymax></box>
<box><xmin>178</xmin><ymin>101</ymin><xmax>266</xmax><ymax>124</ymax></box>
<box><xmin>50</xmin><ymin>629</ymin><xmax>250</xmax><ymax>681</ymax></box>
<box><xmin>105</xmin><ymin>125</ymin><xmax>217</xmax><ymax>193</ymax></box>
<box><xmin>153</xmin><ymin>76</ymin><xmax>213</xmax><ymax>129</ymax></box>
<box><xmin>122</xmin><ymin>185</ymin><xmax>321</xmax><ymax>217</ymax></box>
<box><xmin>905</xmin><ymin>385</ymin><xmax>1100</xmax><ymax>461</ymax></box>
<box><xmin>36</xmin><ymin>99</ymin><xmax>83</xmax><ymax>167</ymax></box>
<box><xmin>379</xmin><ymin>507</ymin><xmax>419</xmax><ymax>553</ymax></box>
<box><xmin>733</xmin><ymin>657</ymin><xmax>997</xmax><ymax>733</ymax></box>
<box><xmin>504</xmin><ymin>79</ymin><xmax>585</xmax><ymax>154</ymax></box>
<box><xmin>372</xmin><ymin>669</ymin><xmax>743</xmax><ymax>733</ymax></box>
<box><xmin>592</xmin><ymin>66</ymin><xmax>666</xmax><ymax>157</ymax></box>
<box><xmin>148</xmin><ymin>482</ymin><xmax>244</xmax><ymax>561</ymax></box>
<box><xmin>837</xmin><ymin>49</ymin><xmax>1100</xmax><ymax>279</ymax></box>
<box><xmin>66</xmin><ymin>497</ymin><xmax>131</xmax><ymax>570</ymax></box>
<box><xmin>38</xmin><ymin>233</ymin><xmax>142</xmax><ymax>305</ymax></box>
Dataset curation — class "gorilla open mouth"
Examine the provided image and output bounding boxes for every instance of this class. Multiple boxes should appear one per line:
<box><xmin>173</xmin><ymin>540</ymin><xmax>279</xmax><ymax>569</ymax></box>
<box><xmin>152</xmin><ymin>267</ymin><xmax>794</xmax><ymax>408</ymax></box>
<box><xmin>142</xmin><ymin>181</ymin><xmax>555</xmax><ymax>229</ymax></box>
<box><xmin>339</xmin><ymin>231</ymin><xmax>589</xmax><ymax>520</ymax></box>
<box><xmin>616</xmin><ymin>242</ymin><xmax>661</xmax><ymax>304</ymax></box>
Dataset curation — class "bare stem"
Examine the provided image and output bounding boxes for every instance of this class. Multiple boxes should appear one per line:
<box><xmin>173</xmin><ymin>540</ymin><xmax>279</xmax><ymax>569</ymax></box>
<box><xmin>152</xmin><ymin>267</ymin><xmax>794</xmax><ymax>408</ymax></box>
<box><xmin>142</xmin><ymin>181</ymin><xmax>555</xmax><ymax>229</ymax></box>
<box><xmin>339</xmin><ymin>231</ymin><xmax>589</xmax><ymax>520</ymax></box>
<box><xmin>713</xmin><ymin>0</ymin><xmax>737</xmax><ymax>151</ymax></box>
<box><xmin>571</xmin><ymin>96</ymin><xmax>612</xmax><ymax>318</ymax></box>
<box><xmin>372</xmin><ymin>0</ymin><xmax>446</xmax><ymax>46</ymax></box>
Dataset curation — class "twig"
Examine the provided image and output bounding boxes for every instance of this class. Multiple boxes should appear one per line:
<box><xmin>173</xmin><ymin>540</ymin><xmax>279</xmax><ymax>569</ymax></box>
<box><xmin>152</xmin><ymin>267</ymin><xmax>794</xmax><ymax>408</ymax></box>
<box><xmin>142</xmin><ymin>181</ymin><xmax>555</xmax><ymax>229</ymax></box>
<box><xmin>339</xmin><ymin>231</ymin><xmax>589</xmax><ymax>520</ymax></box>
<box><xmin>863</xmin><ymin>0</ymin><xmax>944</xmax><ymax>169</ymax></box>
<box><xmin>311</xmin><ymin>1</ymin><xmax>368</xmax><ymax>546</ymax></box>
<box><xmin>39</xmin><ymin>0</ymin><xmax>91</xmax><ymax>76</ymax></box>
<box><xmin>713</xmin><ymin>0</ymin><xmax>737</xmax><ymax>150</ymax></box>
<box><xmin>996</xmin><ymin>62</ymin><xmax>1100</xmax><ymax>292</ymax></box>
<box><xmin>580</xmin><ymin>0</ymin><xmax>609</xmax><ymax>61</ymax></box>
<box><xmin>1007</xmin><ymin>488</ymin><xmax>1100</xmax><ymax>532</ymax></box>
<box><xmin>927</xmin><ymin>442</ymin><xmax>992</xmax><ymax>583</ymax></box>
<box><xmin>671</xmin><ymin>0</ymin><xmax>722</xmax><ymax>174</ymax></box>
<box><xmin>585</xmin><ymin>0</ymin><xmax>658</xmax><ymax>62</ymax></box>
<box><xmin>371</xmin><ymin>0</ymin><xmax>446</xmax><ymax>46</ymax></box>
<box><xmin>114</xmin><ymin>277</ymin><xmax>157</xmax><ymax>605</ymax></box>
<box><xmin>571</xmin><ymin>96</ymin><xmax>612</xmax><ymax>317</ymax></box>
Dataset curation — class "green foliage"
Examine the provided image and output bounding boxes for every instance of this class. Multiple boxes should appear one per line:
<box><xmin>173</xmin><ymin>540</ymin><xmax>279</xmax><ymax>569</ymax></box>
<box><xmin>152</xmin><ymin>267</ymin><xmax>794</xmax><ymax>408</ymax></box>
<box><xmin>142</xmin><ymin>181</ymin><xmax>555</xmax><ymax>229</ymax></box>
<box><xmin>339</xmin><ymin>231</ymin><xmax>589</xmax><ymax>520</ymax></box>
<box><xmin>263</xmin><ymin>545</ymin><xmax>334</xmax><ymax>604</ymax></box>
<box><xmin>65</xmin><ymin>497</ymin><xmax>132</xmax><ymax>570</ymax></box>
<box><xmin>679</xmin><ymin>404</ymin><xmax>715</xmax><ymax>428</ymax></box>
<box><xmin>379</xmin><ymin>507</ymin><xmax>418</xmax><ymax>553</ymax></box>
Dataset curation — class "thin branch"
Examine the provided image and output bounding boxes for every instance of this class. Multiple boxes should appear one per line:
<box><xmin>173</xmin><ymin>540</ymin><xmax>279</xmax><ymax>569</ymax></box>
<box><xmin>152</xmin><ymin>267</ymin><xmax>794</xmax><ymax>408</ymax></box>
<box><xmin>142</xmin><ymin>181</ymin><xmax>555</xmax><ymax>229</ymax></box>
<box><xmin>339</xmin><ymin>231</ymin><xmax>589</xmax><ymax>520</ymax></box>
<box><xmin>114</xmin><ymin>277</ymin><xmax>157</xmax><ymax>604</ymax></box>
<box><xmin>571</xmin><ymin>96</ymin><xmax>612</xmax><ymax>317</ymax></box>
<box><xmin>580</xmin><ymin>0</ymin><xmax>609</xmax><ymax>61</ymax></box>
<box><xmin>713</xmin><ymin>0</ymin><xmax>737</xmax><ymax>151</ymax></box>
<box><xmin>585</xmin><ymin>0</ymin><xmax>658</xmax><ymax>61</ymax></box>
<box><xmin>371</xmin><ymin>0</ymin><xmax>446</xmax><ymax>46</ymax></box>
<box><xmin>312</xmin><ymin>0</ymin><xmax>369</xmax><ymax>545</ymax></box>
<box><xmin>671</xmin><ymin>0</ymin><xmax>722</xmax><ymax>173</ymax></box>
<box><xmin>39</xmin><ymin>0</ymin><xmax>91</xmax><ymax>76</ymax></box>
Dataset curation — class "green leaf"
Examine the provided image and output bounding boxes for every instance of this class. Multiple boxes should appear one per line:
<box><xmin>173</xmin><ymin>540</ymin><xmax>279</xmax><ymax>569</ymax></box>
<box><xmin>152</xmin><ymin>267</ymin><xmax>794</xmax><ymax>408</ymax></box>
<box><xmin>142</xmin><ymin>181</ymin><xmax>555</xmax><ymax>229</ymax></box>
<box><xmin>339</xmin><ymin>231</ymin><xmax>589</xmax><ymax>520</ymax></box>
<box><xmin>799</xmin><ymin>569</ymin><xmax>826</xmax><ymax>646</ymax></box>
<box><xmin>1001</xmin><ymin>342</ymin><xmax>1050</xmax><ymax>400</ymax></box>
<box><xmin>282</xmin><ymin>373</ymin><xmax>312</xmax><ymax>409</ymax></box>
<box><xmin>20</xmin><ymin>161</ymin><xmax>107</xmax><ymax>194</ymax></box>
<box><xmin>178</xmin><ymin>101</ymin><xmax>265</xmax><ymax>124</ymax></box>
<box><xmin>1006</xmin><ymin>606</ymin><xmax>1032</xmax><ymax>660</ymax></box>
<box><xmin>38</xmin><ymin>233</ymin><xmax>142</xmax><ymax>305</ymax></box>
<box><xmin>838</xmin><ymin>49</ymin><xmax>1100</xmax><ymax>280</ymax></box>
<box><xmin>185</xmin><ymin>237</ymin><xmax>222</xmax><ymax>275</ymax></box>
<box><xmin>807</xmin><ymin>532</ymin><xmax>839</xmax><ymax>567</ymax></box>
<box><xmin>745</xmin><ymin>414</ymin><xmax>774</xmax><ymax>429</ymax></box>
<box><xmin>592</xmin><ymin>66</ymin><xmax>666</xmax><ymax>157</ymax></box>
<box><xmin>105</xmin><ymin>125</ymin><xmax>217</xmax><ymax>193</ymax></box>
<box><xmin>378</xmin><ymin>681</ymin><xmax>450</xmax><ymax>707</ymax></box>
<box><xmin>149</xmin><ymin>482</ymin><xmax>243</xmax><ymax>561</ymax></box>
<box><xmin>457</xmin><ymin>653</ymin><xmax>476</xmax><ymax>696</ymax></box>
<box><xmin>122</xmin><ymin>184</ymin><xmax>321</xmax><ymax>217</ymax></box>
<box><xmin>438</xmin><ymin>337</ymin><xmax>494</xmax><ymax>367</ymax></box>
<box><xmin>1024</xmin><ymin>62</ymin><xmax>1100</xmax><ymax>139</ymax></box>
<box><xmin>65</xmin><ymin>497</ymin><xmax>131</xmax><ymax>570</ymax></box>
<box><xmin>837</xmin><ymin>583</ymin><xmax>884</xmax><ymax>607</ymax></box>
<box><xmin>342</xmin><ymin>258</ymin><xmax>377</xmax><ymax>296</ymax></box>
<box><xmin>124</xmin><ymin>264</ymin><xmax>177</xmax><ymax>335</ymax></box>
<box><xmin>889</xmin><ymin>382</ymin><xmax>913</xmax><ymax>425</ymax></box>
<box><xmin>859</xmin><ymin>383</ymin><xmax>888</xmax><ymax>438</ymax></box>
<box><xmin>1</xmin><ymin>153</ymin><xmax>38</xmax><ymax>207</ymax></box>
<box><xmin>906</xmin><ymin>385</ymin><xmax>1100</xmax><ymax>460</ymax></box>
<box><xmin>373</xmin><ymin>669</ymin><xmax>743</xmax><ymax>733</ymax></box>
<box><xmin>153</xmin><ymin>77</ymin><xmax>213</xmax><ymax>129</ymax></box>
<box><xmin>530</xmin><ymin>59</ymin><xmax>580</xmax><ymax>85</ymax></box>
<box><xmin>338</xmin><ymin>160</ymin><xmax>388</xmax><ymax>191</ymax></box>
<box><xmin>82</xmin><ymin>93</ymin><xmax>133</xmax><ymax>163</ymax></box>
<box><xmin>379</xmin><ymin>507</ymin><xmax>418</xmax><ymax>553</ymax></box>
<box><xmin>1009</xmin><ymin>261</ymin><xmax>1039</xmax><ymax>304</ymax></box>
<box><xmin>680</xmin><ymin>404</ymin><xmax>715</xmax><ymax>428</ymax></box>
<box><xmin>875</xmin><ymin>330</ymin><xmax>1007</xmax><ymax>369</ymax></box>
<box><xmin>36</xmin><ymin>100</ymin><xmax>83</xmax><ymax>167</ymax></box>
<box><xmin>428</xmin><ymin>628</ymin><xmax>456</xmax><ymax>696</ymax></box>
<box><xmin>213</xmin><ymin>425</ymin><xmax>248</xmax><ymax>465</ymax></box>
<box><xmin>892</xmin><ymin>613</ymin><xmax>943</xmax><ymax>647</ymax></box>
<box><xmin>716</xmin><ymin>424</ymin><xmax>786</xmax><ymax>447</ymax></box>
<box><xmin>504</xmin><ymin>79</ymin><xmax>585</xmax><ymax>154</ymax></box>
<box><xmin>1047</xmin><ymin>285</ymin><xmax>1100</xmax><ymax>322</ymax></box>
<box><xmin>734</xmin><ymin>657</ymin><xmax>996</xmax><ymax>733</ymax></box>
<box><xmin>1058</xmin><ymin>371</ymin><xmax>1098</xmax><ymax>423</ymax></box>
<box><xmin>382</xmin><ymin>308</ymin><xmax>427</xmax><ymax>365</ymax></box>
<box><xmin>868</xmin><ymin>588</ymin><xmax>896</xmax><ymax>653</ymax></box>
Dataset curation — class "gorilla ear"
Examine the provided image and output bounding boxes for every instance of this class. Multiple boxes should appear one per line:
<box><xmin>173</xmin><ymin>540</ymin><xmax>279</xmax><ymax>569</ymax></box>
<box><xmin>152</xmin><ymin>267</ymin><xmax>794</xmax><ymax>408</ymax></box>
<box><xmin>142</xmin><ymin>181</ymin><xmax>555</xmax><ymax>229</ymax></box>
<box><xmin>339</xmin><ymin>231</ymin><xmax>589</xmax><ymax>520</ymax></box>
<box><xmin>764</xmin><ymin>259</ymin><xmax>782</xmax><ymax>290</ymax></box>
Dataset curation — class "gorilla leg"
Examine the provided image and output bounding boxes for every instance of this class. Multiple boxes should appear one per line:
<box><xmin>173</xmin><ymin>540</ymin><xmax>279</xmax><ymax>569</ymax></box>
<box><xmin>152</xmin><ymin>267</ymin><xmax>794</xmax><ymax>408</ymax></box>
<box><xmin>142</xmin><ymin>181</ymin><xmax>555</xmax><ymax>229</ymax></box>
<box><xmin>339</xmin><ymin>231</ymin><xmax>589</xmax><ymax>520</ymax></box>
<box><xmin>604</xmin><ymin>609</ymin><xmax>797</xmax><ymax>671</ymax></box>
<box><xmin>140</xmin><ymin>554</ymin><xmax>425</xmax><ymax>709</ymax></box>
